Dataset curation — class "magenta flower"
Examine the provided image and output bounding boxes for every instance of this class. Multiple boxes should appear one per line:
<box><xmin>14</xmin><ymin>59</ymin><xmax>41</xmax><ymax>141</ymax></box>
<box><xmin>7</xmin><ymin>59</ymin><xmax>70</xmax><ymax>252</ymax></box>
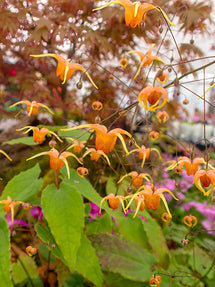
<box><xmin>6</xmin><ymin>214</ymin><xmax>28</xmax><ymax>233</ymax></box>
<box><xmin>30</xmin><ymin>206</ymin><xmax>43</xmax><ymax>220</ymax></box>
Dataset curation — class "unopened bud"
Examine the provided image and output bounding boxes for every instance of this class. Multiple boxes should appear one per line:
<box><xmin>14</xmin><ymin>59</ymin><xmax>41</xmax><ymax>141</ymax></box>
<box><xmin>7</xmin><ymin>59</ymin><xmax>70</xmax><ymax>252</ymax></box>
<box><xmin>181</xmin><ymin>239</ymin><xmax>189</xmax><ymax>246</ymax></box>
<box><xmin>49</xmin><ymin>140</ymin><xmax>57</xmax><ymax>148</ymax></box>
<box><xmin>183</xmin><ymin>99</ymin><xmax>189</xmax><ymax>105</ymax></box>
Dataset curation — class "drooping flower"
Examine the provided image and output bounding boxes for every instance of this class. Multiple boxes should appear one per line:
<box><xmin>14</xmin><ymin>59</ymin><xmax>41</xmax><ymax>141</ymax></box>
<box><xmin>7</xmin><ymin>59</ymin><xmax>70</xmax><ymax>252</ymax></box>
<box><xmin>138</xmin><ymin>86</ymin><xmax>169</xmax><ymax>112</ymax></box>
<box><xmin>9</xmin><ymin>100</ymin><xmax>54</xmax><ymax>117</ymax></box>
<box><xmin>183</xmin><ymin>214</ymin><xmax>197</xmax><ymax>227</ymax></box>
<box><xmin>156</xmin><ymin>111</ymin><xmax>169</xmax><ymax>123</ymax></box>
<box><xmin>149</xmin><ymin>274</ymin><xmax>162</xmax><ymax>287</ymax></box>
<box><xmin>16</xmin><ymin>126</ymin><xmax>62</xmax><ymax>144</ymax></box>
<box><xmin>100</xmin><ymin>193</ymin><xmax>127</xmax><ymax>213</ymax></box>
<box><xmin>193</xmin><ymin>169</ymin><xmax>215</xmax><ymax>196</ymax></box>
<box><xmin>30</xmin><ymin>54</ymin><xmax>98</xmax><ymax>88</ymax></box>
<box><xmin>92</xmin><ymin>101</ymin><xmax>103</xmax><ymax>111</ymax></box>
<box><xmin>61</xmin><ymin>124</ymin><xmax>133</xmax><ymax>154</ymax></box>
<box><xmin>121</xmin><ymin>44</ymin><xmax>165</xmax><ymax>79</ymax></box>
<box><xmin>93</xmin><ymin>0</ymin><xmax>175</xmax><ymax>29</ymax></box>
<box><xmin>83</xmin><ymin>148</ymin><xmax>111</xmax><ymax>165</ymax></box>
<box><xmin>76</xmin><ymin>167</ymin><xmax>89</xmax><ymax>178</ymax></box>
<box><xmin>120</xmin><ymin>57</ymin><xmax>128</xmax><ymax>68</ymax></box>
<box><xmin>165</xmin><ymin>156</ymin><xmax>205</xmax><ymax>176</ymax></box>
<box><xmin>126</xmin><ymin>184</ymin><xmax>178</xmax><ymax>218</ymax></box>
<box><xmin>156</xmin><ymin>72</ymin><xmax>169</xmax><ymax>84</ymax></box>
<box><xmin>0</xmin><ymin>196</ymin><xmax>23</xmax><ymax>222</ymax></box>
<box><xmin>117</xmin><ymin>171</ymin><xmax>152</xmax><ymax>187</ymax></box>
<box><xmin>67</xmin><ymin>138</ymin><xmax>86</xmax><ymax>154</ymax></box>
<box><xmin>129</xmin><ymin>145</ymin><xmax>161</xmax><ymax>167</ymax></box>
<box><xmin>27</xmin><ymin>148</ymin><xmax>83</xmax><ymax>179</ymax></box>
<box><xmin>149</xmin><ymin>131</ymin><xmax>160</xmax><ymax>140</ymax></box>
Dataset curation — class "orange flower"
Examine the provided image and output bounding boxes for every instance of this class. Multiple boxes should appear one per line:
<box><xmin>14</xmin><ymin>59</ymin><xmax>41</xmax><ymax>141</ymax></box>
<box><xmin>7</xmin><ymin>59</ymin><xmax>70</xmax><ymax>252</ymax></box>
<box><xmin>149</xmin><ymin>131</ymin><xmax>160</xmax><ymax>141</ymax></box>
<box><xmin>121</xmin><ymin>44</ymin><xmax>165</xmax><ymax>79</ymax></box>
<box><xmin>92</xmin><ymin>101</ymin><xmax>103</xmax><ymax>111</ymax></box>
<box><xmin>149</xmin><ymin>274</ymin><xmax>162</xmax><ymax>287</ymax></box>
<box><xmin>61</xmin><ymin>124</ymin><xmax>133</xmax><ymax>154</ymax></box>
<box><xmin>156</xmin><ymin>72</ymin><xmax>169</xmax><ymax>84</ymax></box>
<box><xmin>27</xmin><ymin>148</ymin><xmax>83</xmax><ymax>179</ymax></box>
<box><xmin>156</xmin><ymin>111</ymin><xmax>169</xmax><ymax>123</ymax></box>
<box><xmin>0</xmin><ymin>150</ymin><xmax>12</xmax><ymax>161</ymax></box>
<box><xmin>100</xmin><ymin>193</ymin><xmax>127</xmax><ymax>213</ymax></box>
<box><xmin>93</xmin><ymin>1</ymin><xmax>175</xmax><ymax>28</ymax></box>
<box><xmin>183</xmin><ymin>214</ymin><xmax>197</xmax><ymax>227</ymax></box>
<box><xmin>117</xmin><ymin>171</ymin><xmax>152</xmax><ymax>187</ymax></box>
<box><xmin>120</xmin><ymin>58</ymin><xmax>128</xmax><ymax>68</ymax></box>
<box><xmin>193</xmin><ymin>169</ymin><xmax>215</xmax><ymax>196</ymax></box>
<box><xmin>30</xmin><ymin>54</ymin><xmax>98</xmax><ymax>88</ymax></box>
<box><xmin>161</xmin><ymin>212</ymin><xmax>172</xmax><ymax>222</ymax></box>
<box><xmin>129</xmin><ymin>145</ymin><xmax>161</xmax><ymax>167</ymax></box>
<box><xmin>9</xmin><ymin>100</ymin><xmax>54</xmax><ymax>117</ymax></box>
<box><xmin>83</xmin><ymin>148</ymin><xmax>111</xmax><ymax>165</ymax></box>
<box><xmin>126</xmin><ymin>185</ymin><xmax>178</xmax><ymax>218</ymax></box>
<box><xmin>67</xmin><ymin>138</ymin><xmax>86</xmax><ymax>154</ymax></box>
<box><xmin>17</xmin><ymin>126</ymin><xmax>62</xmax><ymax>144</ymax></box>
<box><xmin>76</xmin><ymin>167</ymin><xmax>89</xmax><ymax>178</ymax></box>
<box><xmin>166</xmin><ymin>156</ymin><xmax>205</xmax><ymax>176</ymax></box>
<box><xmin>0</xmin><ymin>196</ymin><xmax>23</xmax><ymax>222</ymax></box>
<box><xmin>138</xmin><ymin>86</ymin><xmax>169</xmax><ymax>112</ymax></box>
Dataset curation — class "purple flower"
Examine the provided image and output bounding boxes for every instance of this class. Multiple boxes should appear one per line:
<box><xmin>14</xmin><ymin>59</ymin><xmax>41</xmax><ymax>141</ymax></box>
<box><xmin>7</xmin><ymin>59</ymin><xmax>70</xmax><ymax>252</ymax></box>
<box><xmin>89</xmin><ymin>202</ymin><xmax>101</xmax><ymax>221</ymax></box>
<box><xmin>6</xmin><ymin>214</ymin><xmax>28</xmax><ymax>233</ymax></box>
<box><xmin>30</xmin><ymin>206</ymin><xmax>43</xmax><ymax>220</ymax></box>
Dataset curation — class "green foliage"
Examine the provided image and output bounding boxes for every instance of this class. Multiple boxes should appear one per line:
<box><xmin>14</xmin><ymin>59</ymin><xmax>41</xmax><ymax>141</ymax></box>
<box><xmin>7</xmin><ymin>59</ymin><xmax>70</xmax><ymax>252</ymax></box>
<box><xmin>41</xmin><ymin>182</ymin><xmax>84</xmax><ymax>272</ymax></box>
<box><xmin>0</xmin><ymin>164</ymin><xmax>43</xmax><ymax>201</ymax></box>
<box><xmin>0</xmin><ymin>218</ymin><xmax>12</xmax><ymax>287</ymax></box>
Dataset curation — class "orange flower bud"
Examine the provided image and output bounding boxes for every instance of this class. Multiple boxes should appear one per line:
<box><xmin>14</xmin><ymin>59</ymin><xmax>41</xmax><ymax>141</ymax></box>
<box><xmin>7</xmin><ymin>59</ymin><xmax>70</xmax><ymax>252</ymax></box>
<box><xmin>161</xmin><ymin>212</ymin><xmax>172</xmax><ymax>222</ymax></box>
<box><xmin>120</xmin><ymin>58</ymin><xmax>128</xmax><ymax>69</ymax></box>
<box><xmin>149</xmin><ymin>131</ymin><xmax>159</xmax><ymax>141</ymax></box>
<box><xmin>149</xmin><ymin>274</ymin><xmax>162</xmax><ymax>287</ymax></box>
<box><xmin>76</xmin><ymin>167</ymin><xmax>89</xmax><ymax>178</ymax></box>
<box><xmin>92</xmin><ymin>101</ymin><xmax>103</xmax><ymax>111</ymax></box>
<box><xmin>183</xmin><ymin>215</ymin><xmax>197</xmax><ymax>227</ymax></box>
<box><xmin>26</xmin><ymin>246</ymin><xmax>37</xmax><ymax>256</ymax></box>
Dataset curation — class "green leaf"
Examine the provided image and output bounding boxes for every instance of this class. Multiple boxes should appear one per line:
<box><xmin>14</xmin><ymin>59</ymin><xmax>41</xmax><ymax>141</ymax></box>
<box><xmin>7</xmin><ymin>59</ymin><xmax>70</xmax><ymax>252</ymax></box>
<box><xmin>4</xmin><ymin>137</ymin><xmax>37</xmax><ymax>145</ymax></box>
<box><xmin>141</xmin><ymin>211</ymin><xmax>170</xmax><ymax>268</ymax></box>
<box><xmin>12</xmin><ymin>254</ymin><xmax>38</xmax><ymax>284</ymax></box>
<box><xmin>117</xmin><ymin>213</ymin><xmax>150</xmax><ymax>250</ymax></box>
<box><xmin>0</xmin><ymin>218</ymin><xmax>12</xmax><ymax>287</ymax></box>
<box><xmin>56</xmin><ymin>260</ymin><xmax>71</xmax><ymax>287</ymax></box>
<box><xmin>103</xmin><ymin>272</ymin><xmax>147</xmax><ymax>287</ymax></box>
<box><xmin>0</xmin><ymin>164</ymin><xmax>42</xmax><ymax>201</ymax></box>
<box><xmin>36</xmin><ymin>220</ymin><xmax>65</xmax><ymax>262</ymax></box>
<box><xmin>41</xmin><ymin>182</ymin><xmax>84</xmax><ymax>272</ymax></box>
<box><xmin>90</xmin><ymin>233</ymin><xmax>157</xmax><ymax>282</ymax></box>
<box><xmin>86</xmin><ymin>213</ymin><xmax>112</xmax><ymax>235</ymax></box>
<box><xmin>76</xmin><ymin>233</ymin><xmax>103</xmax><ymax>287</ymax></box>
<box><xmin>58</xmin><ymin>130</ymin><xmax>90</xmax><ymax>142</ymax></box>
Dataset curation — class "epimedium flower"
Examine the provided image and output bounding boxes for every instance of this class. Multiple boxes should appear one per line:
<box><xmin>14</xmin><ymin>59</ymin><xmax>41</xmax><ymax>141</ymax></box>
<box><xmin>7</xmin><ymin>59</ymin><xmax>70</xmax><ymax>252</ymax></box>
<box><xmin>193</xmin><ymin>169</ymin><xmax>215</xmax><ymax>196</ymax></box>
<box><xmin>61</xmin><ymin>124</ymin><xmax>133</xmax><ymax>154</ymax></box>
<box><xmin>165</xmin><ymin>156</ymin><xmax>206</xmax><ymax>176</ymax></box>
<box><xmin>27</xmin><ymin>148</ymin><xmax>83</xmax><ymax>179</ymax></box>
<box><xmin>120</xmin><ymin>57</ymin><xmax>128</xmax><ymax>68</ymax></box>
<box><xmin>9</xmin><ymin>100</ymin><xmax>54</xmax><ymax>117</ymax></box>
<box><xmin>149</xmin><ymin>274</ymin><xmax>162</xmax><ymax>287</ymax></box>
<box><xmin>156</xmin><ymin>72</ymin><xmax>169</xmax><ymax>84</ymax></box>
<box><xmin>0</xmin><ymin>196</ymin><xmax>23</xmax><ymax>222</ymax></box>
<box><xmin>149</xmin><ymin>131</ymin><xmax>160</xmax><ymax>140</ymax></box>
<box><xmin>76</xmin><ymin>167</ymin><xmax>89</xmax><ymax>178</ymax></box>
<box><xmin>93</xmin><ymin>0</ymin><xmax>175</xmax><ymax>29</ymax></box>
<box><xmin>156</xmin><ymin>111</ymin><xmax>169</xmax><ymax>123</ymax></box>
<box><xmin>92</xmin><ymin>101</ymin><xmax>103</xmax><ymax>111</ymax></box>
<box><xmin>26</xmin><ymin>246</ymin><xmax>37</xmax><ymax>257</ymax></box>
<box><xmin>67</xmin><ymin>138</ymin><xmax>86</xmax><ymax>154</ymax></box>
<box><xmin>100</xmin><ymin>193</ymin><xmax>127</xmax><ymax>213</ymax></box>
<box><xmin>129</xmin><ymin>145</ymin><xmax>161</xmax><ymax>167</ymax></box>
<box><xmin>16</xmin><ymin>126</ymin><xmax>63</xmax><ymax>144</ymax></box>
<box><xmin>121</xmin><ymin>44</ymin><xmax>165</xmax><ymax>79</ymax></box>
<box><xmin>117</xmin><ymin>171</ymin><xmax>152</xmax><ymax>187</ymax></box>
<box><xmin>30</xmin><ymin>54</ymin><xmax>98</xmax><ymax>89</ymax></box>
<box><xmin>138</xmin><ymin>86</ymin><xmax>169</xmax><ymax>112</ymax></box>
<box><xmin>183</xmin><ymin>214</ymin><xmax>197</xmax><ymax>227</ymax></box>
<box><xmin>126</xmin><ymin>184</ymin><xmax>178</xmax><ymax>218</ymax></box>
<box><xmin>83</xmin><ymin>148</ymin><xmax>111</xmax><ymax>166</ymax></box>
